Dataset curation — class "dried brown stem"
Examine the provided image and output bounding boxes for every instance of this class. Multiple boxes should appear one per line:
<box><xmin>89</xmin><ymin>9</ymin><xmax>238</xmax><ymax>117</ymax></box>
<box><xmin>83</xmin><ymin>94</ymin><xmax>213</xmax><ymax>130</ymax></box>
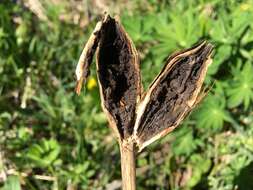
<box><xmin>119</xmin><ymin>141</ymin><xmax>136</xmax><ymax>190</ymax></box>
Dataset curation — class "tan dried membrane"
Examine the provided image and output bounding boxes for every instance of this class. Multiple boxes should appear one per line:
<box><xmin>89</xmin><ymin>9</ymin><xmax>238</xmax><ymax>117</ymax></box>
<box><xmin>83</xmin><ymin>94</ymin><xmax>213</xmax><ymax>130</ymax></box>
<box><xmin>75</xmin><ymin>14</ymin><xmax>213</xmax><ymax>152</ymax></box>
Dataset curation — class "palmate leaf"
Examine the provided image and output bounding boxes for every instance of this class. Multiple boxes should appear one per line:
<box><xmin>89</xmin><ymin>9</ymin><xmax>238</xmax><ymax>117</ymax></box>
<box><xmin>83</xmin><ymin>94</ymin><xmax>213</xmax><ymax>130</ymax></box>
<box><xmin>186</xmin><ymin>154</ymin><xmax>212</xmax><ymax>188</ymax></box>
<box><xmin>195</xmin><ymin>85</ymin><xmax>231</xmax><ymax>131</ymax></box>
<box><xmin>210</xmin><ymin>5</ymin><xmax>252</xmax><ymax>45</ymax></box>
<box><xmin>171</xmin><ymin>127</ymin><xmax>197</xmax><ymax>156</ymax></box>
<box><xmin>229</xmin><ymin>5</ymin><xmax>253</xmax><ymax>40</ymax></box>
<box><xmin>122</xmin><ymin>16</ymin><xmax>142</xmax><ymax>44</ymax></box>
<box><xmin>122</xmin><ymin>14</ymin><xmax>155</xmax><ymax>44</ymax></box>
<box><xmin>227</xmin><ymin>61</ymin><xmax>253</xmax><ymax>109</ymax></box>
<box><xmin>207</xmin><ymin>44</ymin><xmax>231</xmax><ymax>76</ymax></box>
<box><xmin>152</xmin><ymin>8</ymin><xmax>208</xmax><ymax>63</ymax></box>
<box><xmin>209</xmin><ymin>12</ymin><xmax>230</xmax><ymax>44</ymax></box>
<box><xmin>26</xmin><ymin>139</ymin><xmax>61</xmax><ymax>168</ymax></box>
<box><xmin>240</xmin><ymin>26</ymin><xmax>253</xmax><ymax>60</ymax></box>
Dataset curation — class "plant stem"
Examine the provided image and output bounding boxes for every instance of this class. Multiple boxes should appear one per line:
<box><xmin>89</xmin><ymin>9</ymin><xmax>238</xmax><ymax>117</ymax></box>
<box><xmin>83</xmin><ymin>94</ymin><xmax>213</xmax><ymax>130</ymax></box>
<box><xmin>119</xmin><ymin>141</ymin><xmax>136</xmax><ymax>190</ymax></box>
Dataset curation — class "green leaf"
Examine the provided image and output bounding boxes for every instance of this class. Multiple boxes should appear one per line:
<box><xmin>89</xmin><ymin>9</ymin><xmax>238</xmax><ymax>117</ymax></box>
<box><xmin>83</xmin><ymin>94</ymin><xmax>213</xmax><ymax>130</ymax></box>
<box><xmin>26</xmin><ymin>139</ymin><xmax>61</xmax><ymax>168</ymax></box>
<box><xmin>122</xmin><ymin>14</ymin><xmax>154</xmax><ymax>45</ymax></box>
<box><xmin>208</xmin><ymin>44</ymin><xmax>231</xmax><ymax>75</ymax></box>
<box><xmin>187</xmin><ymin>154</ymin><xmax>211</xmax><ymax>187</ymax></box>
<box><xmin>33</xmin><ymin>93</ymin><xmax>57</xmax><ymax>118</ymax></box>
<box><xmin>210</xmin><ymin>14</ymin><xmax>230</xmax><ymax>44</ymax></box>
<box><xmin>195</xmin><ymin>84</ymin><xmax>231</xmax><ymax>131</ymax></box>
<box><xmin>227</xmin><ymin>61</ymin><xmax>253</xmax><ymax>109</ymax></box>
<box><xmin>2</xmin><ymin>176</ymin><xmax>21</xmax><ymax>190</ymax></box>
<box><xmin>172</xmin><ymin>127</ymin><xmax>197</xmax><ymax>156</ymax></box>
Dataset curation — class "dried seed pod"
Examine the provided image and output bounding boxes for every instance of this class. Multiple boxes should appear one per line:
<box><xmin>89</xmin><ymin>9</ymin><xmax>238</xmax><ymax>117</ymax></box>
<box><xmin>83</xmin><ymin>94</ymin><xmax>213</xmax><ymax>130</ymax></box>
<box><xmin>133</xmin><ymin>41</ymin><xmax>213</xmax><ymax>151</ymax></box>
<box><xmin>76</xmin><ymin>14</ymin><xmax>214</xmax><ymax>190</ymax></box>
<box><xmin>75</xmin><ymin>21</ymin><xmax>103</xmax><ymax>95</ymax></box>
<box><xmin>75</xmin><ymin>14</ymin><xmax>213</xmax><ymax>151</ymax></box>
<box><xmin>75</xmin><ymin>14</ymin><xmax>142</xmax><ymax>139</ymax></box>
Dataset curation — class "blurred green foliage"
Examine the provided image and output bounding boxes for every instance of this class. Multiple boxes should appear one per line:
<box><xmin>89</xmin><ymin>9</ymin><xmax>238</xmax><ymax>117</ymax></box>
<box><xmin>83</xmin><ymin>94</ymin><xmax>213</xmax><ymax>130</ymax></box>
<box><xmin>1</xmin><ymin>0</ymin><xmax>253</xmax><ymax>189</ymax></box>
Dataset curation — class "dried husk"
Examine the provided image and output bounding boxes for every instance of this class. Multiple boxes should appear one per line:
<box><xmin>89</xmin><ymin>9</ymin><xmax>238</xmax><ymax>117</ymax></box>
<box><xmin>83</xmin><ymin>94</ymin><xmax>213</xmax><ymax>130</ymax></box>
<box><xmin>75</xmin><ymin>14</ymin><xmax>142</xmax><ymax>140</ymax></box>
<box><xmin>75</xmin><ymin>14</ymin><xmax>213</xmax><ymax>151</ymax></box>
<box><xmin>133</xmin><ymin>41</ymin><xmax>213</xmax><ymax>151</ymax></box>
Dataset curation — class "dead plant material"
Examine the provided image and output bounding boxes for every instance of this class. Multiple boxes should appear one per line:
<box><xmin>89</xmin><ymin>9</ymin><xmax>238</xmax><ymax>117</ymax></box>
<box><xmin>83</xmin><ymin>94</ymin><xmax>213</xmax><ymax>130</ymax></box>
<box><xmin>75</xmin><ymin>13</ymin><xmax>213</xmax><ymax>190</ymax></box>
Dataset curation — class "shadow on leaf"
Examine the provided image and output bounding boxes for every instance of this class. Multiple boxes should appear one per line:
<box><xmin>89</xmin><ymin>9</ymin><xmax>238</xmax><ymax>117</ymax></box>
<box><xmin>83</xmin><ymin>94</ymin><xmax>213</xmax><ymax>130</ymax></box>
<box><xmin>234</xmin><ymin>161</ymin><xmax>253</xmax><ymax>190</ymax></box>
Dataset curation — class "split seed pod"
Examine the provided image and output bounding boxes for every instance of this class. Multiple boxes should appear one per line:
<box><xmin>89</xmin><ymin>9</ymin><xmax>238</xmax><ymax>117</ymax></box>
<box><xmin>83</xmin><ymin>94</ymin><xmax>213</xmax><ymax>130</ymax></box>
<box><xmin>75</xmin><ymin>14</ymin><xmax>213</xmax><ymax>152</ymax></box>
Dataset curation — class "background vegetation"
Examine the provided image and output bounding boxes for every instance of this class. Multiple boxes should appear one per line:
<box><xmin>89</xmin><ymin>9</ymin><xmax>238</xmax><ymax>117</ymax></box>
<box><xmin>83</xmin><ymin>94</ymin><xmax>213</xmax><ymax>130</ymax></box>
<box><xmin>1</xmin><ymin>0</ymin><xmax>253</xmax><ymax>189</ymax></box>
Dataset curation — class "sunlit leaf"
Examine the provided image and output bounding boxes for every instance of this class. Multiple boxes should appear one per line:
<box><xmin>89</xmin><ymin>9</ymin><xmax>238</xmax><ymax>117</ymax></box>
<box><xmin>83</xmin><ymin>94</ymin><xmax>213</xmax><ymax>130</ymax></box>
<box><xmin>227</xmin><ymin>61</ymin><xmax>253</xmax><ymax>109</ymax></box>
<box><xmin>2</xmin><ymin>176</ymin><xmax>21</xmax><ymax>190</ymax></box>
<box><xmin>195</xmin><ymin>85</ymin><xmax>231</xmax><ymax>131</ymax></box>
<box><xmin>26</xmin><ymin>139</ymin><xmax>61</xmax><ymax>168</ymax></box>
